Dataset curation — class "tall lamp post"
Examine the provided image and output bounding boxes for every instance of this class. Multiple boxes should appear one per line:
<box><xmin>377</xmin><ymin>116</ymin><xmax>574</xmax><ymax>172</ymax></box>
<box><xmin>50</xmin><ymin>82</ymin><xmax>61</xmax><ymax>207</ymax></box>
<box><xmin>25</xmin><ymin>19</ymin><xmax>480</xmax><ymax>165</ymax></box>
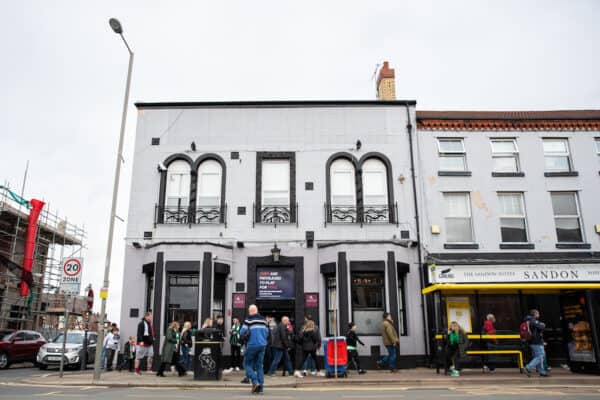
<box><xmin>93</xmin><ymin>17</ymin><xmax>134</xmax><ymax>381</ymax></box>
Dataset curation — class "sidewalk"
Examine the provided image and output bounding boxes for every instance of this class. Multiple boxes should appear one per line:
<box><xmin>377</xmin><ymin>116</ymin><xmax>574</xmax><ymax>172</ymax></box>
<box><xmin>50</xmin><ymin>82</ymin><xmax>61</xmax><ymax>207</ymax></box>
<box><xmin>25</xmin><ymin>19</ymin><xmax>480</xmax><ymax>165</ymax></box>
<box><xmin>23</xmin><ymin>368</ymin><xmax>600</xmax><ymax>389</ymax></box>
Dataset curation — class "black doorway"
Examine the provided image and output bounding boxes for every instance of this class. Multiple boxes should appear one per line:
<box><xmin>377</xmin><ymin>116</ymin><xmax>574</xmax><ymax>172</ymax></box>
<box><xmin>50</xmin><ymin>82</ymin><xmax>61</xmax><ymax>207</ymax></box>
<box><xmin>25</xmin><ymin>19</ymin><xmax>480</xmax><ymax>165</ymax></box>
<box><xmin>256</xmin><ymin>299</ymin><xmax>296</xmax><ymax>325</ymax></box>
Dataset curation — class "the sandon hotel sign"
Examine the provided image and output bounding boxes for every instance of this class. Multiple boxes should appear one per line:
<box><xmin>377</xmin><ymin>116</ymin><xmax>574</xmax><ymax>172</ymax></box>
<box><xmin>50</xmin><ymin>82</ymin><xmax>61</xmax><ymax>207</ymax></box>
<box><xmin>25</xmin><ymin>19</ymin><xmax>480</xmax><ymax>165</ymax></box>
<box><xmin>429</xmin><ymin>264</ymin><xmax>600</xmax><ymax>284</ymax></box>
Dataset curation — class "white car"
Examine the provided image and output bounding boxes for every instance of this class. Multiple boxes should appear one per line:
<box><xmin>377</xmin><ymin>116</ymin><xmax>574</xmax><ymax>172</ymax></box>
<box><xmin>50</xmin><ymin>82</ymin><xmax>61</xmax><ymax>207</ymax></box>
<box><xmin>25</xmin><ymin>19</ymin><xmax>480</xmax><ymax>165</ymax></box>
<box><xmin>37</xmin><ymin>331</ymin><xmax>97</xmax><ymax>370</ymax></box>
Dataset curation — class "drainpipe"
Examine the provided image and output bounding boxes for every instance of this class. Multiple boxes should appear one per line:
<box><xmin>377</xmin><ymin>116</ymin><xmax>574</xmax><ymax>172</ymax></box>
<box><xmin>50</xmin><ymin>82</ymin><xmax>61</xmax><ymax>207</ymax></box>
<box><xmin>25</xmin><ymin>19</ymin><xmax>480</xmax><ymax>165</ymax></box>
<box><xmin>404</xmin><ymin>102</ymin><xmax>429</xmax><ymax>358</ymax></box>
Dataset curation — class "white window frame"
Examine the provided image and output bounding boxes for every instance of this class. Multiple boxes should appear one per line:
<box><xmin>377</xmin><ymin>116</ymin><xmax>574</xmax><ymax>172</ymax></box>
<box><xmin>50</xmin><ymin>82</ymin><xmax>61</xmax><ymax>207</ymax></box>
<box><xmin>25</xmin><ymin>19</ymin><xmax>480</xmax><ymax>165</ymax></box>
<box><xmin>330</xmin><ymin>159</ymin><xmax>357</xmax><ymax>206</ymax></box>
<box><xmin>497</xmin><ymin>192</ymin><xmax>529</xmax><ymax>243</ymax></box>
<box><xmin>196</xmin><ymin>159</ymin><xmax>222</xmax><ymax>207</ymax></box>
<box><xmin>361</xmin><ymin>158</ymin><xmax>388</xmax><ymax>207</ymax></box>
<box><xmin>443</xmin><ymin>192</ymin><xmax>474</xmax><ymax>243</ymax></box>
<box><xmin>543</xmin><ymin>138</ymin><xmax>572</xmax><ymax>172</ymax></box>
<box><xmin>491</xmin><ymin>138</ymin><xmax>520</xmax><ymax>173</ymax></box>
<box><xmin>165</xmin><ymin>160</ymin><xmax>191</xmax><ymax>208</ymax></box>
<box><xmin>261</xmin><ymin>159</ymin><xmax>290</xmax><ymax>206</ymax></box>
<box><xmin>550</xmin><ymin>191</ymin><xmax>584</xmax><ymax>243</ymax></box>
<box><xmin>437</xmin><ymin>138</ymin><xmax>467</xmax><ymax>172</ymax></box>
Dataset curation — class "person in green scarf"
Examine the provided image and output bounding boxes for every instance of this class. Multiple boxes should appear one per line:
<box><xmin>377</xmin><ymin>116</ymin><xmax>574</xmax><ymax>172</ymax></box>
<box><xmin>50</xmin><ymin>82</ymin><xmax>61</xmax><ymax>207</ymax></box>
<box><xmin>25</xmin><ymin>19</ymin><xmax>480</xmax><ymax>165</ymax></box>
<box><xmin>446</xmin><ymin>321</ymin><xmax>469</xmax><ymax>377</ymax></box>
<box><xmin>224</xmin><ymin>317</ymin><xmax>243</xmax><ymax>373</ymax></box>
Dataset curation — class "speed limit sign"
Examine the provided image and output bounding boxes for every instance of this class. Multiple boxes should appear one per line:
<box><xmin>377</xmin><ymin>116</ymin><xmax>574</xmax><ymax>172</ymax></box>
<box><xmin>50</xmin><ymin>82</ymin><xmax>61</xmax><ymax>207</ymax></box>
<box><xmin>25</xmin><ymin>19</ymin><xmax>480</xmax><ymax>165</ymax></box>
<box><xmin>60</xmin><ymin>258</ymin><xmax>83</xmax><ymax>294</ymax></box>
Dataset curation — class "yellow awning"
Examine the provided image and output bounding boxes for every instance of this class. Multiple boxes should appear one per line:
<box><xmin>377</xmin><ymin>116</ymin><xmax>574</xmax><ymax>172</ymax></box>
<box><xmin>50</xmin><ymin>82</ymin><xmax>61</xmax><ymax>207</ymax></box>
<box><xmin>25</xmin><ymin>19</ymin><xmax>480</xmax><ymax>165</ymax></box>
<box><xmin>422</xmin><ymin>282</ymin><xmax>600</xmax><ymax>295</ymax></box>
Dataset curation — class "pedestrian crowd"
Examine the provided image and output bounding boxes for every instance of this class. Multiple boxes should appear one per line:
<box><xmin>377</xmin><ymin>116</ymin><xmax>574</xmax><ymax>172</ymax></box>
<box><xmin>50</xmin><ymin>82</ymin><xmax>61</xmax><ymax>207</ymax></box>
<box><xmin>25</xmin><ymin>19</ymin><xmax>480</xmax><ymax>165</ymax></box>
<box><xmin>99</xmin><ymin>305</ymin><xmax>554</xmax><ymax>395</ymax></box>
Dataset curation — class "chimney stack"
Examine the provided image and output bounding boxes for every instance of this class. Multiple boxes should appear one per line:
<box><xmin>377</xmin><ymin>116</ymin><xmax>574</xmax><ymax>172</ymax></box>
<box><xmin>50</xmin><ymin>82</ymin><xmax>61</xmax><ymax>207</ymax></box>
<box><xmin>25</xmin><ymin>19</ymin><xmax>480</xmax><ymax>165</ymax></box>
<box><xmin>376</xmin><ymin>61</ymin><xmax>396</xmax><ymax>101</ymax></box>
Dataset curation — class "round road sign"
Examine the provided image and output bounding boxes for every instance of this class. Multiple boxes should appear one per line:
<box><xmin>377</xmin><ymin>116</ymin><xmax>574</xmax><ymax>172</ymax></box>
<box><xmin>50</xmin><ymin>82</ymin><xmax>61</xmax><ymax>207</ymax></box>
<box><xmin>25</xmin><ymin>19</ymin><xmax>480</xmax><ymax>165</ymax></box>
<box><xmin>63</xmin><ymin>258</ymin><xmax>82</xmax><ymax>277</ymax></box>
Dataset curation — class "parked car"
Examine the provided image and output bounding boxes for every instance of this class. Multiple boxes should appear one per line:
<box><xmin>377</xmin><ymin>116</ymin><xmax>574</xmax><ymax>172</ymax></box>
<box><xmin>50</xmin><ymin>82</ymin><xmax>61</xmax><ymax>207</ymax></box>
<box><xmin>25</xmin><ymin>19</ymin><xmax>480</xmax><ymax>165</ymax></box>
<box><xmin>37</xmin><ymin>331</ymin><xmax>97</xmax><ymax>370</ymax></box>
<box><xmin>0</xmin><ymin>330</ymin><xmax>47</xmax><ymax>369</ymax></box>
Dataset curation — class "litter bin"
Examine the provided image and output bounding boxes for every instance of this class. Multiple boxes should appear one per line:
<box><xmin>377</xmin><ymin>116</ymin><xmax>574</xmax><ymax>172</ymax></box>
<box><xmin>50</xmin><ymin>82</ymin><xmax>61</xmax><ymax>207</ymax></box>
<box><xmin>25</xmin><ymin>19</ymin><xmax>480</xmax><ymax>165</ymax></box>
<box><xmin>193</xmin><ymin>340</ymin><xmax>223</xmax><ymax>380</ymax></box>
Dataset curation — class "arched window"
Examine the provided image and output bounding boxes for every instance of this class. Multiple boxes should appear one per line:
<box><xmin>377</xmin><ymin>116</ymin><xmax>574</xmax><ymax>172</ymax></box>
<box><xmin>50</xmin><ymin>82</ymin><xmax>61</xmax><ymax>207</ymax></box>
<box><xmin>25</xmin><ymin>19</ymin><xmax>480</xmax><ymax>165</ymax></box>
<box><xmin>330</xmin><ymin>158</ymin><xmax>357</xmax><ymax>223</ymax></box>
<box><xmin>197</xmin><ymin>160</ymin><xmax>222</xmax><ymax>206</ymax></box>
<box><xmin>165</xmin><ymin>160</ymin><xmax>191</xmax><ymax>210</ymax></box>
<box><xmin>361</xmin><ymin>158</ymin><xmax>389</xmax><ymax>223</ymax></box>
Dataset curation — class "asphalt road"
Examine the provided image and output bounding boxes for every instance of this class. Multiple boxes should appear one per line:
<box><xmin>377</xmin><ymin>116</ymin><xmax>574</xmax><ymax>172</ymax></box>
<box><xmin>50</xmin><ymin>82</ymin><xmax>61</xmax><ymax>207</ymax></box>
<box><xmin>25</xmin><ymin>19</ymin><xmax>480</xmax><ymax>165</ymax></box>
<box><xmin>0</xmin><ymin>382</ymin><xmax>600</xmax><ymax>400</ymax></box>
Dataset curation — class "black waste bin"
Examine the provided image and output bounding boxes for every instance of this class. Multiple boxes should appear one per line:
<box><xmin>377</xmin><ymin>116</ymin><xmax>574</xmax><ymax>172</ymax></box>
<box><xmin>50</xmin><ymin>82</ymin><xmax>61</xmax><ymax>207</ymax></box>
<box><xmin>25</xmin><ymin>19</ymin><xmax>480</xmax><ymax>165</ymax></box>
<box><xmin>193</xmin><ymin>340</ymin><xmax>223</xmax><ymax>380</ymax></box>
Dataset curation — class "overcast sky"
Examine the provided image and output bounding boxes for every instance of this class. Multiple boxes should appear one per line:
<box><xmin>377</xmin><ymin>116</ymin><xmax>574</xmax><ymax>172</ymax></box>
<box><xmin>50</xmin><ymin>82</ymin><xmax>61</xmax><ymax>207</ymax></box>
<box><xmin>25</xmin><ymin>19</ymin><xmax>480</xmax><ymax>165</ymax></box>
<box><xmin>1</xmin><ymin>1</ymin><xmax>599</xmax><ymax>322</ymax></box>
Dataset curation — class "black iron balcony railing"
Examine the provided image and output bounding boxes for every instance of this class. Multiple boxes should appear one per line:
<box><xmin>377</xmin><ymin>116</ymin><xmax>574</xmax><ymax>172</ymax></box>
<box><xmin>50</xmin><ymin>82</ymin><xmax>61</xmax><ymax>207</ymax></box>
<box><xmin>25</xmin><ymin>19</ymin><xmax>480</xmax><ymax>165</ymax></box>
<box><xmin>155</xmin><ymin>204</ymin><xmax>227</xmax><ymax>227</ymax></box>
<box><xmin>324</xmin><ymin>203</ymin><xmax>398</xmax><ymax>227</ymax></box>
<box><xmin>253</xmin><ymin>203</ymin><xmax>298</xmax><ymax>227</ymax></box>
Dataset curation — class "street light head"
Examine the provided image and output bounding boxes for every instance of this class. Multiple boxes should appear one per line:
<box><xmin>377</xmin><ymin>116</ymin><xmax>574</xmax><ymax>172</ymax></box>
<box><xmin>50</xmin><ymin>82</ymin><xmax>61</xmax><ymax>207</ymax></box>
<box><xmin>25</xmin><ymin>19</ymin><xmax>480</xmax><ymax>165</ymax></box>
<box><xmin>109</xmin><ymin>18</ymin><xmax>123</xmax><ymax>34</ymax></box>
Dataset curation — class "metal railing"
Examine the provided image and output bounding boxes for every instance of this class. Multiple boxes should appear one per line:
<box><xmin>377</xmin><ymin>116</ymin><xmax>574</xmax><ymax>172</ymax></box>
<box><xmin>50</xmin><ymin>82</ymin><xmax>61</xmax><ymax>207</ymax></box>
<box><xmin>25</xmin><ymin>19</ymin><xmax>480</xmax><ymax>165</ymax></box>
<box><xmin>154</xmin><ymin>204</ymin><xmax>226</xmax><ymax>227</ymax></box>
<box><xmin>253</xmin><ymin>203</ymin><xmax>298</xmax><ymax>227</ymax></box>
<box><xmin>324</xmin><ymin>203</ymin><xmax>398</xmax><ymax>227</ymax></box>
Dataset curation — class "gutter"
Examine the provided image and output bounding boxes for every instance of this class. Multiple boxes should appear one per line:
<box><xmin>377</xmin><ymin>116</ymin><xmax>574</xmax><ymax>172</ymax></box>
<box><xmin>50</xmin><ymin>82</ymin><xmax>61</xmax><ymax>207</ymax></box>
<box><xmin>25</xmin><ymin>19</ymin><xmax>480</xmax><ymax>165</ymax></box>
<box><xmin>405</xmin><ymin>102</ymin><xmax>429</xmax><ymax>358</ymax></box>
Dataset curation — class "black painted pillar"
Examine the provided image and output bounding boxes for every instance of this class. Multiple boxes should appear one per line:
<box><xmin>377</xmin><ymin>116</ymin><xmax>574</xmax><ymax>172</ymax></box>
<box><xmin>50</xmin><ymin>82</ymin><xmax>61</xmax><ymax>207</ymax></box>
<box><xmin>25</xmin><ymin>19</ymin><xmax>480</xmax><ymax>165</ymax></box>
<box><xmin>152</xmin><ymin>252</ymin><xmax>164</xmax><ymax>368</ymax></box>
<box><xmin>387</xmin><ymin>251</ymin><xmax>400</xmax><ymax>336</ymax></box>
<box><xmin>201</xmin><ymin>252</ymin><xmax>213</xmax><ymax>322</ymax></box>
<box><xmin>337</xmin><ymin>252</ymin><xmax>349</xmax><ymax>336</ymax></box>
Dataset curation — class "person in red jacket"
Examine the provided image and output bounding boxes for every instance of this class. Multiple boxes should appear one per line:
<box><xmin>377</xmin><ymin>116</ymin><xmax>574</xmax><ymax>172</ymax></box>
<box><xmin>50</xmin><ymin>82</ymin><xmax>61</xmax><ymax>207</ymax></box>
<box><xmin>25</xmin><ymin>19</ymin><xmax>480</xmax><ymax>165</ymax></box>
<box><xmin>482</xmin><ymin>314</ymin><xmax>497</xmax><ymax>372</ymax></box>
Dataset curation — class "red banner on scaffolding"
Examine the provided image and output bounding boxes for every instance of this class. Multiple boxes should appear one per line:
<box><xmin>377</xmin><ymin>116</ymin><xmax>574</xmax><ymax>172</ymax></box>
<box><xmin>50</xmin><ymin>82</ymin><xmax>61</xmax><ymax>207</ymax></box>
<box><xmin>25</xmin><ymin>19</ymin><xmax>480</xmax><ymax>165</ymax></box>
<box><xmin>20</xmin><ymin>199</ymin><xmax>45</xmax><ymax>297</ymax></box>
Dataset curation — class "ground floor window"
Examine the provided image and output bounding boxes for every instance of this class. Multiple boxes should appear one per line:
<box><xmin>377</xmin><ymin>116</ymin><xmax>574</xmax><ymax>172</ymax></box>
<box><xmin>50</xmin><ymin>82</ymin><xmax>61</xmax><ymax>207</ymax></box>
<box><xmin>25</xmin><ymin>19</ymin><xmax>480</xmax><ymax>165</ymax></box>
<box><xmin>351</xmin><ymin>272</ymin><xmax>385</xmax><ymax>335</ymax></box>
<box><xmin>213</xmin><ymin>274</ymin><xmax>226</xmax><ymax>318</ymax></box>
<box><xmin>398</xmin><ymin>274</ymin><xmax>407</xmax><ymax>336</ymax></box>
<box><xmin>325</xmin><ymin>276</ymin><xmax>337</xmax><ymax>336</ymax></box>
<box><xmin>145</xmin><ymin>274</ymin><xmax>154</xmax><ymax>313</ymax></box>
<box><xmin>167</xmin><ymin>273</ymin><xmax>199</xmax><ymax>327</ymax></box>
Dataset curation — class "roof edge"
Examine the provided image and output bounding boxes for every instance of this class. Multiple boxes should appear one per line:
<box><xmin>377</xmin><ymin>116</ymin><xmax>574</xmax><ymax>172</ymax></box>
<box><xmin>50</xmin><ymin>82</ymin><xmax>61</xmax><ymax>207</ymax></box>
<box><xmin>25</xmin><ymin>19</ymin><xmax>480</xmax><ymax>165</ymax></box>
<box><xmin>135</xmin><ymin>100</ymin><xmax>417</xmax><ymax>109</ymax></box>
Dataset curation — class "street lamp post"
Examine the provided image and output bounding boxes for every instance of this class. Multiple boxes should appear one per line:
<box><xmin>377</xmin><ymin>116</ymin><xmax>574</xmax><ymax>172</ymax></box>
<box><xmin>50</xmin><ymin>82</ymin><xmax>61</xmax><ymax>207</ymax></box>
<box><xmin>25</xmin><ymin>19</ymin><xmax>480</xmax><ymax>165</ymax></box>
<box><xmin>93</xmin><ymin>18</ymin><xmax>134</xmax><ymax>381</ymax></box>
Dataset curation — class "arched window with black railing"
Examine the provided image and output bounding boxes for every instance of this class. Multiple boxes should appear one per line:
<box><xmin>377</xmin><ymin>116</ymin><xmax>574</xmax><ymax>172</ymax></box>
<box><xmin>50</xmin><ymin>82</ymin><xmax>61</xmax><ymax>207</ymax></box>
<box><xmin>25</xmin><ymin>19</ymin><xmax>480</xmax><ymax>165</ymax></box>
<box><xmin>325</xmin><ymin>152</ymin><xmax>397</xmax><ymax>226</ymax></box>
<box><xmin>193</xmin><ymin>154</ymin><xmax>227</xmax><ymax>225</ymax></box>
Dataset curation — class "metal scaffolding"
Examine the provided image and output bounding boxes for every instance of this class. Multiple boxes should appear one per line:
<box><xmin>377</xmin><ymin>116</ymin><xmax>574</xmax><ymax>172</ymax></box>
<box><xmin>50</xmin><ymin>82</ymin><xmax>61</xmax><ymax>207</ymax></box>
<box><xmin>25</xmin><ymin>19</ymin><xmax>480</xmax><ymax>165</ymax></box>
<box><xmin>0</xmin><ymin>180</ymin><xmax>87</xmax><ymax>333</ymax></box>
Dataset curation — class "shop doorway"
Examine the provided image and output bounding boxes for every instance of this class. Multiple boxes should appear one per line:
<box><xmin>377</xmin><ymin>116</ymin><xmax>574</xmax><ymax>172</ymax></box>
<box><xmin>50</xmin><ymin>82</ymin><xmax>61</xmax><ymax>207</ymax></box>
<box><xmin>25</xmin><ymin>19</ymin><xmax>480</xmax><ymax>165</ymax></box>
<box><xmin>256</xmin><ymin>299</ymin><xmax>296</xmax><ymax>326</ymax></box>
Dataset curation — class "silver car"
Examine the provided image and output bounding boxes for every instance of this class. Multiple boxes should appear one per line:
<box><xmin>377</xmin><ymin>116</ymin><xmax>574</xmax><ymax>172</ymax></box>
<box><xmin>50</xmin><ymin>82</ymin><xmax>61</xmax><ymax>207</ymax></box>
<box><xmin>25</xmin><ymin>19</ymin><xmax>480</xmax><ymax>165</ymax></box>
<box><xmin>37</xmin><ymin>331</ymin><xmax>97</xmax><ymax>369</ymax></box>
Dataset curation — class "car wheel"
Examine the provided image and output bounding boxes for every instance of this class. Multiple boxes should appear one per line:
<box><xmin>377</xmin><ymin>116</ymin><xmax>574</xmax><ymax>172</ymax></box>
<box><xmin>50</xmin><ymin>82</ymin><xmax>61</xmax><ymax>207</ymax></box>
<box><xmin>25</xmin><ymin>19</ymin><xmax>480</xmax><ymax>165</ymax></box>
<box><xmin>0</xmin><ymin>352</ymin><xmax>9</xmax><ymax>369</ymax></box>
<box><xmin>38</xmin><ymin>364</ymin><xmax>48</xmax><ymax>370</ymax></box>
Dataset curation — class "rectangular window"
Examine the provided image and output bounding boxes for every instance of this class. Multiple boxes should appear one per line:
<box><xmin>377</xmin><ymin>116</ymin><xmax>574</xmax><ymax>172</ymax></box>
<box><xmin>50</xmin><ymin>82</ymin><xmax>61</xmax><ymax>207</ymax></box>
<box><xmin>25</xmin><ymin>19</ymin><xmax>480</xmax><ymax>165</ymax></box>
<box><xmin>491</xmin><ymin>139</ymin><xmax>520</xmax><ymax>173</ymax></box>
<box><xmin>197</xmin><ymin>171</ymin><xmax>221</xmax><ymax>206</ymax></box>
<box><xmin>326</xmin><ymin>276</ymin><xmax>337</xmax><ymax>337</ymax></box>
<box><xmin>438</xmin><ymin>138</ymin><xmax>467</xmax><ymax>171</ymax></box>
<box><xmin>351</xmin><ymin>272</ymin><xmax>385</xmax><ymax>335</ymax></box>
<box><xmin>397</xmin><ymin>275</ymin><xmax>407</xmax><ymax>336</ymax></box>
<box><xmin>167</xmin><ymin>273</ymin><xmax>199</xmax><ymax>327</ymax></box>
<box><xmin>261</xmin><ymin>160</ymin><xmax>290</xmax><ymax>206</ymax></box>
<box><xmin>498</xmin><ymin>193</ymin><xmax>528</xmax><ymax>242</ymax></box>
<box><xmin>543</xmin><ymin>138</ymin><xmax>572</xmax><ymax>172</ymax></box>
<box><xmin>551</xmin><ymin>192</ymin><xmax>584</xmax><ymax>242</ymax></box>
<box><xmin>444</xmin><ymin>193</ymin><xmax>473</xmax><ymax>242</ymax></box>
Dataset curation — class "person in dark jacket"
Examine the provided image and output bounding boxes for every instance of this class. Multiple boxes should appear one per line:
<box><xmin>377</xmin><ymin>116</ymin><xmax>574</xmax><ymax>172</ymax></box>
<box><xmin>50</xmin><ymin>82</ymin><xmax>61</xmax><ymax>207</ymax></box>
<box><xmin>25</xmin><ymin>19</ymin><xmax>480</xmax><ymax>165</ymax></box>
<box><xmin>135</xmin><ymin>312</ymin><xmax>154</xmax><ymax>375</ymax></box>
<box><xmin>180</xmin><ymin>321</ymin><xmax>193</xmax><ymax>371</ymax></box>
<box><xmin>524</xmin><ymin>309</ymin><xmax>550</xmax><ymax>377</ymax></box>
<box><xmin>267</xmin><ymin>316</ymin><xmax>299</xmax><ymax>377</ymax></box>
<box><xmin>346</xmin><ymin>322</ymin><xmax>366</xmax><ymax>374</ymax></box>
<box><xmin>214</xmin><ymin>316</ymin><xmax>225</xmax><ymax>342</ymax></box>
<box><xmin>299</xmin><ymin>320</ymin><xmax>323</xmax><ymax>376</ymax></box>
<box><xmin>446</xmin><ymin>321</ymin><xmax>469</xmax><ymax>377</ymax></box>
<box><xmin>156</xmin><ymin>321</ymin><xmax>187</xmax><ymax>377</ymax></box>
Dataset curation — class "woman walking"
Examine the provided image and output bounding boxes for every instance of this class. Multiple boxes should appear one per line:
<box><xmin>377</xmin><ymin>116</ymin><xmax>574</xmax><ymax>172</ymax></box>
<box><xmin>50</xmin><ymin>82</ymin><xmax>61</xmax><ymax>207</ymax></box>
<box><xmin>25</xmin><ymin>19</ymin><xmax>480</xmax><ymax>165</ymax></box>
<box><xmin>446</xmin><ymin>321</ymin><xmax>469</xmax><ymax>377</ymax></box>
<box><xmin>299</xmin><ymin>320</ymin><xmax>323</xmax><ymax>376</ymax></box>
<box><xmin>180</xmin><ymin>321</ymin><xmax>193</xmax><ymax>371</ymax></box>
<box><xmin>157</xmin><ymin>321</ymin><xmax>187</xmax><ymax>377</ymax></box>
<box><xmin>346</xmin><ymin>322</ymin><xmax>366</xmax><ymax>374</ymax></box>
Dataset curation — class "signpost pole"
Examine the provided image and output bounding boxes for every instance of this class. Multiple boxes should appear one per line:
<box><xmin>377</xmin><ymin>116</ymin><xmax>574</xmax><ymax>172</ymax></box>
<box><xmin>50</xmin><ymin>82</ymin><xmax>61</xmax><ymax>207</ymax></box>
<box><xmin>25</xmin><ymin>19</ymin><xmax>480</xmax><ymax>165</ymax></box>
<box><xmin>59</xmin><ymin>294</ymin><xmax>69</xmax><ymax>378</ymax></box>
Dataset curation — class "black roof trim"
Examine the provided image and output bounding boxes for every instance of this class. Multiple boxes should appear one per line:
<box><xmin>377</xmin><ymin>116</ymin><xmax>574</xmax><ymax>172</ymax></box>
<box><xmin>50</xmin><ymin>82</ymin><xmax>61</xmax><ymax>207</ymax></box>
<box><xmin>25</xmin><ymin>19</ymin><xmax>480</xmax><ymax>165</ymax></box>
<box><xmin>135</xmin><ymin>100</ymin><xmax>417</xmax><ymax>109</ymax></box>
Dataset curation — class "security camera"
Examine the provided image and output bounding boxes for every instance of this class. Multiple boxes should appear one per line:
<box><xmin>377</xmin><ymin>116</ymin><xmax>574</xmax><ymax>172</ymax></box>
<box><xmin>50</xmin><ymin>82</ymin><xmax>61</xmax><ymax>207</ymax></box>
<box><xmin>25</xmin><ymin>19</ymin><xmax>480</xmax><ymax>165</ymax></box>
<box><xmin>157</xmin><ymin>162</ymin><xmax>167</xmax><ymax>172</ymax></box>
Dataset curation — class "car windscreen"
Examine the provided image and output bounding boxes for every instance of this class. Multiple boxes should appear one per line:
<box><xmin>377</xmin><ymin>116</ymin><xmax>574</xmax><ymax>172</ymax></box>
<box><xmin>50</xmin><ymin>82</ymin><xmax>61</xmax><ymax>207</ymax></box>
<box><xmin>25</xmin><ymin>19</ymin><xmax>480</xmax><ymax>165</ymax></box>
<box><xmin>52</xmin><ymin>333</ymin><xmax>84</xmax><ymax>344</ymax></box>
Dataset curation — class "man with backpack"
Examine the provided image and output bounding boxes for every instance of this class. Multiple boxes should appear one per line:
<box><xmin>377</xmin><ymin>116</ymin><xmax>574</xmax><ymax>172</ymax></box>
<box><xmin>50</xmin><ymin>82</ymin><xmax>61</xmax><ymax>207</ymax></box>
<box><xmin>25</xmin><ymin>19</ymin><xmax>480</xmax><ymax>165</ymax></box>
<box><xmin>521</xmin><ymin>309</ymin><xmax>550</xmax><ymax>377</ymax></box>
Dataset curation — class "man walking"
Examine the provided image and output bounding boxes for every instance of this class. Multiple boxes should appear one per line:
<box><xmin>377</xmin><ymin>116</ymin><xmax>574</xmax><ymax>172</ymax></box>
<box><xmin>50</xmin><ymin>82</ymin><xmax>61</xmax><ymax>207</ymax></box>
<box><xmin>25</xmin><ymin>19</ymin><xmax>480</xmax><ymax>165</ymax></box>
<box><xmin>240</xmin><ymin>305</ymin><xmax>269</xmax><ymax>394</ymax></box>
<box><xmin>267</xmin><ymin>316</ymin><xmax>299</xmax><ymax>377</ymax></box>
<box><xmin>524</xmin><ymin>309</ymin><xmax>550</xmax><ymax>377</ymax></box>
<box><xmin>135</xmin><ymin>311</ymin><xmax>154</xmax><ymax>375</ymax></box>
<box><xmin>377</xmin><ymin>312</ymin><xmax>399</xmax><ymax>372</ymax></box>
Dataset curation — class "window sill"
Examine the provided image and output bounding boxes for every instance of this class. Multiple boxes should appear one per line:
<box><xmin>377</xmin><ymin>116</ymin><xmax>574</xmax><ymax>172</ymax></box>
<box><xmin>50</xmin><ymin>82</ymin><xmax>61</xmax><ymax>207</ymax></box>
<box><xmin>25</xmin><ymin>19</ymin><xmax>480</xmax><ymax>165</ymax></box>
<box><xmin>500</xmin><ymin>243</ymin><xmax>535</xmax><ymax>250</ymax></box>
<box><xmin>444</xmin><ymin>243</ymin><xmax>479</xmax><ymax>249</ymax></box>
<box><xmin>492</xmin><ymin>172</ymin><xmax>525</xmax><ymax>177</ymax></box>
<box><xmin>555</xmin><ymin>243</ymin><xmax>591</xmax><ymax>249</ymax></box>
<box><xmin>544</xmin><ymin>171</ymin><xmax>579</xmax><ymax>177</ymax></box>
<box><xmin>438</xmin><ymin>171</ymin><xmax>472</xmax><ymax>177</ymax></box>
